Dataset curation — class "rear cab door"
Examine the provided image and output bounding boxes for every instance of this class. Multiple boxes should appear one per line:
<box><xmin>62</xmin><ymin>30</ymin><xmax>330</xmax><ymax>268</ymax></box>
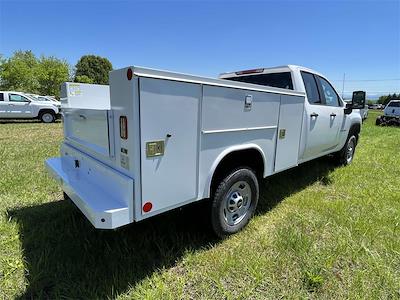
<box><xmin>301</xmin><ymin>71</ymin><xmax>344</xmax><ymax>160</ymax></box>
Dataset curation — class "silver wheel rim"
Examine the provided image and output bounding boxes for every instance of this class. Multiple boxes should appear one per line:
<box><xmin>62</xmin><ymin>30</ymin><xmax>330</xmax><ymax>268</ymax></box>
<box><xmin>223</xmin><ymin>181</ymin><xmax>252</xmax><ymax>226</ymax></box>
<box><xmin>346</xmin><ymin>137</ymin><xmax>356</xmax><ymax>164</ymax></box>
<box><xmin>42</xmin><ymin>113</ymin><xmax>53</xmax><ymax>123</ymax></box>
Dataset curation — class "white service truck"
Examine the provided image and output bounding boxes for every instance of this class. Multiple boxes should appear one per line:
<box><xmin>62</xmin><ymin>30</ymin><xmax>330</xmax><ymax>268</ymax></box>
<box><xmin>46</xmin><ymin>65</ymin><xmax>364</xmax><ymax>237</ymax></box>
<box><xmin>0</xmin><ymin>91</ymin><xmax>60</xmax><ymax>122</ymax></box>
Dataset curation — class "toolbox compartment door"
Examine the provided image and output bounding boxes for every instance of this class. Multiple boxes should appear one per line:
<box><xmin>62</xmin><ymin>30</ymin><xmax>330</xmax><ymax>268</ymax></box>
<box><xmin>139</xmin><ymin>78</ymin><xmax>201</xmax><ymax>215</ymax></box>
<box><xmin>63</xmin><ymin>108</ymin><xmax>113</xmax><ymax>158</ymax></box>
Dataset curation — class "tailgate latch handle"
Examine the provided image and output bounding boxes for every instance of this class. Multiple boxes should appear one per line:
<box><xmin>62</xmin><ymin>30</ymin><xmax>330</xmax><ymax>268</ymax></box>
<box><xmin>79</xmin><ymin>114</ymin><xmax>87</xmax><ymax>120</ymax></box>
<box><xmin>74</xmin><ymin>160</ymin><xmax>80</xmax><ymax>168</ymax></box>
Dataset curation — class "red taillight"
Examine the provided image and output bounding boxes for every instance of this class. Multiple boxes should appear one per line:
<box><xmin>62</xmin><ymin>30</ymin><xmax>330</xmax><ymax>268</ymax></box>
<box><xmin>235</xmin><ymin>68</ymin><xmax>264</xmax><ymax>75</ymax></box>
<box><xmin>127</xmin><ymin>68</ymin><xmax>133</xmax><ymax>80</ymax></box>
<box><xmin>120</xmin><ymin>116</ymin><xmax>128</xmax><ymax>139</ymax></box>
<box><xmin>143</xmin><ymin>202</ymin><xmax>153</xmax><ymax>213</ymax></box>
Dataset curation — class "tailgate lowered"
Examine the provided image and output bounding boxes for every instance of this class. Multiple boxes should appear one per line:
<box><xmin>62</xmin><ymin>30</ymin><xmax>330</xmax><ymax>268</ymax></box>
<box><xmin>46</xmin><ymin>144</ymin><xmax>133</xmax><ymax>229</ymax></box>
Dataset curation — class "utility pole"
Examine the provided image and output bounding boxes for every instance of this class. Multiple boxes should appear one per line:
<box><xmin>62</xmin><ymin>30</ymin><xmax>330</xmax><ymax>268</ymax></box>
<box><xmin>342</xmin><ymin>73</ymin><xmax>346</xmax><ymax>99</ymax></box>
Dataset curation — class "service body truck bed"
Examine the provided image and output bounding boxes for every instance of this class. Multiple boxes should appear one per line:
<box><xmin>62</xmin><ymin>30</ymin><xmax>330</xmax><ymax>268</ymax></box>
<box><xmin>46</xmin><ymin>65</ymin><xmax>363</xmax><ymax>236</ymax></box>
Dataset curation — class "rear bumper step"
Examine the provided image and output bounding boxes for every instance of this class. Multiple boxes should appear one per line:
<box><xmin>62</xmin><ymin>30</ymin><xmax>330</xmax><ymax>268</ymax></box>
<box><xmin>45</xmin><ymin>146</ymin><xmax>133</xmax><ymax>229</ymax></box>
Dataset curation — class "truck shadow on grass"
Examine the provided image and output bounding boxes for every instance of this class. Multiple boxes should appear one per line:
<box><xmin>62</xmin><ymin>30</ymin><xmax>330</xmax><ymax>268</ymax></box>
<box><xmin>10</xmin><ymin>157</ymin><xmax>336</xmax><ymax>299</ymax></box>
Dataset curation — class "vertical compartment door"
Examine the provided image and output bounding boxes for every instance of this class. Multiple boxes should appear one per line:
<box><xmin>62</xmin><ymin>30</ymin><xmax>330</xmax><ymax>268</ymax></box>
<box><xmin>139</xmin><ymin>78</ymin><xmax>201</xmax><ymax>215</ymax></box>
<box><xmin>274</xmin><ymin>95</ymin><xmax>305</xmax><ymax>172</ymax></box>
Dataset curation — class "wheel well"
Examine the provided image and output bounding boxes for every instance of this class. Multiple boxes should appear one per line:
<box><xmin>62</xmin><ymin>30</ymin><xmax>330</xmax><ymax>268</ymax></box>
<box><xmin>38</xmin><ymin>109</ymin><xmax>55</xmax><ymax>117</ymax></box>
<box><xmin>210</xmin><ymin>148</ymin><xmax>264</xmax><ymax>196</ymax></box>
<box><xmin>349</xmin><ymin>123</ymin><xmax>361</xmax><ymax>143</ymax></box>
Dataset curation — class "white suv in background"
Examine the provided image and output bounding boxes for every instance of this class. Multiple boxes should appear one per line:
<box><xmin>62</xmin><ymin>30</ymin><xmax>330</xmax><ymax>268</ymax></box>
<box><xmin>0</xmin><ymin>91</ymin><xmax>60</xmax><ymax>123</ymax></box>
<box><xmin>384</xmin><ymin>100</ymin><xmax>400</xmax><ymax>117</ymax></box>
<box><xmin>376</xmin><ymin>100</ymin><xmax>400</xmax><ymax>126</ymax></box>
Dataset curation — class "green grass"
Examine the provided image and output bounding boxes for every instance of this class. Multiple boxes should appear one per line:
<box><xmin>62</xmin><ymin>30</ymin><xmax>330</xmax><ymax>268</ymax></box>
<box><xmin>0</xmin><ymin>111</ymin><xmax>399</xmax><ymax>299</ymax></box>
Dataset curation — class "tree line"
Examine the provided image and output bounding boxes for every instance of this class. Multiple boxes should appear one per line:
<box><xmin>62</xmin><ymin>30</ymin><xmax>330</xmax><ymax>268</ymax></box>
<box><xmin>377</xmin><ymin>93</ymin><xmax>399</xmax><ymax>106</ymax></box>
<box><xmin>0</xmin><ymin>50</ymin><xmax>113</xmax><ymax>98</ymax></box>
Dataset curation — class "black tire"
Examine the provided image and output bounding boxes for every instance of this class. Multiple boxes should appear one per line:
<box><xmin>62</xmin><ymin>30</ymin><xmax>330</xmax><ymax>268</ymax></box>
<box><xmin>375</xmin><ymin>116</ymin><xmax>382</xmax><ymax>126</ymax></box>
<box><xmin>39</xmin><ymin>111</ymin><xmax>55</xmax><ymax>123</ymax></box>
<box><xmin>334</xmin><ymin>134</ymin><xmax>357</xmax><ymax>166</ymax></box>
<box><xmin>211</xmin><ymin>167</ymin><xmax>259</xmax><ymax>238</ymax></box>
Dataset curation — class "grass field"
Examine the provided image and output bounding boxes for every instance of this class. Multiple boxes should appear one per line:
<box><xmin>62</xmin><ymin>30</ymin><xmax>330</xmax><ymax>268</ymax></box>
<box><xmin>0</xmin><ymin>111</ymin><xmax>399</xmax><ymax>299</ymax></box>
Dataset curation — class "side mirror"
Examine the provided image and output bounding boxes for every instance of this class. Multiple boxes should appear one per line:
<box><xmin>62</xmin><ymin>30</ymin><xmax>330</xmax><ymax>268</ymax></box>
<box><xmin>344</xmin><ymin>103</ymin><xmax>353</xmax><ymax>115</ymax></box>
<box><xmin>352</xmin><ymin>91</ymin><xmax>366</xmax><ymax>109</ymax></box>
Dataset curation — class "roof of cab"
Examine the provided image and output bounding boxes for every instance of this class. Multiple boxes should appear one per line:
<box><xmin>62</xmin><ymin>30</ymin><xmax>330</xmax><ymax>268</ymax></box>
<box><xmin>219</xmin><ymin>65</ymin><xmax>324</xmax><ymax>79</ymax></box>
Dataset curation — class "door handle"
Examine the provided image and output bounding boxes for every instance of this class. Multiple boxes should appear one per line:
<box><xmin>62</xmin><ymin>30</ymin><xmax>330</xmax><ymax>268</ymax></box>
<box><xmin>310</xmin><ymin>113</ymin><xmax>319</xmax><ymax>118</ymax></box>
<box><xmin>8</xmin><ymin>104</ymin><xmax>15</xmax><ymax>106</ymax></box>
<box><xmin>330</xmin><ymin>113</ymin><xmax>337</xmax><ymax>117</ymax></box>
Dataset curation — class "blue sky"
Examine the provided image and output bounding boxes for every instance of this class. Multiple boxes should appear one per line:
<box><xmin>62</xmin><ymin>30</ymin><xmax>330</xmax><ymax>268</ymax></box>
<box><xmin>0</xmin><ymin>0</ymin><xmax>399</xmax><ymax>98</ymax></box>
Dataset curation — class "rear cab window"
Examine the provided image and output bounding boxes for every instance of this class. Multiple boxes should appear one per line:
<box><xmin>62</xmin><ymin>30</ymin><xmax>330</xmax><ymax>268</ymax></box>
<box><xmin>225</xmin><ymin>72</ymin><xmax>294</xmax><ymax>90</ymax></box>
<box><xmin>301</xmin><ymin>71</ymin><xmax>321</xmax><ymax>104</ymax></box>
<box><xmin>0</xmin><ymin>93</ymin><xmax>4</xmax><ymax>101</ymax></box>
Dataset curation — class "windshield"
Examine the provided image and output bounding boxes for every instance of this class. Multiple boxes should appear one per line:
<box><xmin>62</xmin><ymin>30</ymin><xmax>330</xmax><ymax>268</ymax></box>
<box><xmin>24</xmin><ymin>94</ymin><xmax>38</xmax><ymax>101</ymax></box>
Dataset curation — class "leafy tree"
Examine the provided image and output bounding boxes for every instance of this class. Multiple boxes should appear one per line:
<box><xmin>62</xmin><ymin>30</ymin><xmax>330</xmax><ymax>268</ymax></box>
<box><xmin>377</xmin><ymin>93</ymin><xmax>400</xmax><ymax>105</ymax></box>
<box><xmin>0</xmin><ymin>50</ymin><xmax>39</xmax><ymax>92</ymax></box>
<box><xmin>37</xmin><ymin>56</ymin><xmax>69</xmax><ymax>97</ymax></box>
<box><xmin>74</xmin><ymin>75</ymin><xmax>94</xmax><ymax>84</ymax></box>
<box><xmin>367</xmin><ymin>100</ymin><xmax>375</xmax><ymax>106</ymax></box>
<box><xmin>0</xmin><ymin>51</ymin><xmax>70</xmax><ymax>97</ymax></box>
<box><xmin>74</xmin><ymin>55</ymin><xmax>112</xmax><ymax>85</ymax></box>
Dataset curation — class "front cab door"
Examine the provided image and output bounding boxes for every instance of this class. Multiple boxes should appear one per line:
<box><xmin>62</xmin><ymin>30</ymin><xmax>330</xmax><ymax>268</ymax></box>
<box><xmin>301</xmin><ymin>71</ymin><xmax>343</xmax><ymax>160</ymax></box>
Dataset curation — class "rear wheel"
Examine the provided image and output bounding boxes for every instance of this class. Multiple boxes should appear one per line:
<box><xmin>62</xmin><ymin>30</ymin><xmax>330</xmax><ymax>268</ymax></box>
<box><xmin>375</xmin><ymin>116</ymin><xmax>383</xmax><ymax>126</ymax></box>
<box><xmin>40</xmin><ymin>111</ymin><xmax>55</xmax><ymax>123</ymax></box>
<box><xmin>211</xmin><ymin>167</ymin><xmax>259</xmax><ymax>238</ymax></box>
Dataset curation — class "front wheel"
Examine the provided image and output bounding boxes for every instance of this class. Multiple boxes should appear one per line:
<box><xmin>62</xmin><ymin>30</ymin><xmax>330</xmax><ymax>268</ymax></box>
<box><xmin>40</xmin><ymin>111</ymin><xmax>55</xmax><ymax>123</ymax></box>
<box><xmin>211</xmin><ymin>167</ymin><xmax>259</xmax><ymax>238</ymax></box>
<box><xmin>334</xmin><ymin>134</ymin><xmax>357</xmax><ymax>166</ymax></box>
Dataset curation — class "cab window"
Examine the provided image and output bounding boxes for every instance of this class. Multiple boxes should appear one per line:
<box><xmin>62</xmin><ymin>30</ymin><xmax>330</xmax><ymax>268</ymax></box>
<box><xmin>388</xmin><ymin>101</ymin><xmax>400</xmax><ymax>107</ymax></box>
<box><xmin>301</xmin><ymin>71</ymin><xmax>321</xmax><ymax>104</ymax></box>
<box><xmin>0</xmin><ymin>93</ymin><xmax>4</xmax><ymax>101</ymax></box>
<box><xmin>226</xmin><ymin>72</ymin><xmax>294</xmax><ymax>90</ymax></box>
<box><xmin>9</xmin><ymin>94</ymin><xmax>30</xmax><ymax>102</ymax></box>
<box><xmin>318</xmin><ymin>76</ymin><xmax>341</xmax><ymax>107</ymax></box>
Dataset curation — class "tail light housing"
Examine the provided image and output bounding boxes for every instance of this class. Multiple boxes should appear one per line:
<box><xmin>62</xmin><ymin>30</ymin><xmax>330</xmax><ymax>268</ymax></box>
<box><xmin>120</xmin><ymin>116</ymin><xmax>128</xmax><ymax>139</ymax></box>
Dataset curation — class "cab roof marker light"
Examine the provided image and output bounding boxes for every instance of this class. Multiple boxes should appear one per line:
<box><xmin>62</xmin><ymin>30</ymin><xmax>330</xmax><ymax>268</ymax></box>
<box><xmin>235</xmin><ymin>68</ymin><xmax>264</xmax><ymax>75</ymax></box>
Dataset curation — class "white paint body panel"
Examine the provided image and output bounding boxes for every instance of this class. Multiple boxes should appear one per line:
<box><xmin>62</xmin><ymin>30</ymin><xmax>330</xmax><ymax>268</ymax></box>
<box><xmin>46</xmin><ymin>65</ymin><xmax>362</xmax><ymax>229</ymax></box>
<box><xmin>60</xmin><ymin>82</ymin><xmax>110</xmax><ymax>109</ymax></box>
<box><xmin>139</xmin><ymin>78</ymin><xmax>201</xmax><ymax>215</ymax></box>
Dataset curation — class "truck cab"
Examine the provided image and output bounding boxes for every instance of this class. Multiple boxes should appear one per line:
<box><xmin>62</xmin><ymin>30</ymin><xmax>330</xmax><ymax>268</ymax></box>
<box><xmin>220</xmin><ymin>65</ymin><xmax>362</xmax><ymax>163</ymax></box>
<box><xmin>0</xmin><ymin>91</ymin><xmax>60</xmax><ymax>122</ymax></box>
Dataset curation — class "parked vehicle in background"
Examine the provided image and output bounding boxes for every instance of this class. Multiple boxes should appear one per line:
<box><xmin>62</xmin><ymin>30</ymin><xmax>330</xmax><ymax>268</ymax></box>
<box><xmin>0</xmin><ymin>91</ymin><xmax>60</xmax><ymax>123</ymax></box>
<box><xmin>376</xmin><ymin>100</ymin><xmax>400</xmax><ymax>126</ymax></box>
<box><xmin>46</xmin><ymin>65</ymin><xmax>364</xmax><ymax>237</ymax></box>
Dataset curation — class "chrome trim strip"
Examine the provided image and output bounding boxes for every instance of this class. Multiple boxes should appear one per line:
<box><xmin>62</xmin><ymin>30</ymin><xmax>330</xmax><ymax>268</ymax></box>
<box><xmin>202</xmin><ymin>125</ymin><xmax>277</xmax><ymax>134</ymax></box>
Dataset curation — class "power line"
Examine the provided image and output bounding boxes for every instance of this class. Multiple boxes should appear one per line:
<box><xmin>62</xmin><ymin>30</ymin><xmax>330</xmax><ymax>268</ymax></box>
<box><xmin>331</xmin><ymin>78</ymin><xmax>400</xmax><ymax>82</ymax></box>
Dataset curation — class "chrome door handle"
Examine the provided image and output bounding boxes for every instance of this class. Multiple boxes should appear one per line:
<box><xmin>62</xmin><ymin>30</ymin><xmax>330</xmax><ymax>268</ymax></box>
<box><xmin>310</xmin><ymin>113</ymin><xmax>319</xmax><ymax>118</ymax></box>
<box><xmin>330</xmin><ymin>113</ymin><xmax>337</xmax><ymax>117</ymax></box>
